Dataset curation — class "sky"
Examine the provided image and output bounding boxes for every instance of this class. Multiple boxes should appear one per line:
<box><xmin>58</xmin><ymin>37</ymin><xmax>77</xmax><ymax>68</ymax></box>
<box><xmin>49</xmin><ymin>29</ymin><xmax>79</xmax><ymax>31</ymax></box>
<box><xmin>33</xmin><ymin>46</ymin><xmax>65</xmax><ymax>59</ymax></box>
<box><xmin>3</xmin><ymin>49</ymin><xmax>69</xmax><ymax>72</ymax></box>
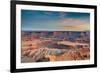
<box><xmin>21</xmin><ymin>10</ymin><xmax>90</xmax><ymax>31</ymax></box>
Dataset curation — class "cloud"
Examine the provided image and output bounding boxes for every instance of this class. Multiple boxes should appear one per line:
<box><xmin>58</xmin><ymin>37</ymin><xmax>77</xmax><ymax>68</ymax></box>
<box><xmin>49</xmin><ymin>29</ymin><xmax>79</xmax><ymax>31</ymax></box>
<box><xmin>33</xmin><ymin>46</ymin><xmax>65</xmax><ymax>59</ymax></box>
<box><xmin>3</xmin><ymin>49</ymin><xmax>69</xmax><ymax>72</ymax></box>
<box><xmin>57</xmin><ymin>18</ymin><xmax>90</xmax><ymax>31</ymax></box>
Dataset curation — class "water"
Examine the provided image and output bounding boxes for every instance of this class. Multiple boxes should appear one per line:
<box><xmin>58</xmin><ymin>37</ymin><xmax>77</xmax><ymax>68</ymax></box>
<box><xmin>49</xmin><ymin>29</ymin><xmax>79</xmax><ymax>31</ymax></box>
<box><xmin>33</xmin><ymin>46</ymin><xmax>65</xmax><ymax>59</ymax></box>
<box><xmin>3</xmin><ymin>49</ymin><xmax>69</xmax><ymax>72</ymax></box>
<box><xmin>43</xmin><ymin>43</ymin><xmax>70</xmax><ymax>49</ymax></box>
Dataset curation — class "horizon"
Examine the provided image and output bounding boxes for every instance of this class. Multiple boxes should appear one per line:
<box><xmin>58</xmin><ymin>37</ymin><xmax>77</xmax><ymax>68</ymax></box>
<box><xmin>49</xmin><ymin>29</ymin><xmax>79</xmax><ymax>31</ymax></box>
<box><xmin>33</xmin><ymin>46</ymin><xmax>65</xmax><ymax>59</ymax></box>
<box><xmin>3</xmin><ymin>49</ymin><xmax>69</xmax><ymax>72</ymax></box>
<box><xmin>21</xmin><ymin>10</ymin><xmax>90</xmax><ymax>31</ymax></box>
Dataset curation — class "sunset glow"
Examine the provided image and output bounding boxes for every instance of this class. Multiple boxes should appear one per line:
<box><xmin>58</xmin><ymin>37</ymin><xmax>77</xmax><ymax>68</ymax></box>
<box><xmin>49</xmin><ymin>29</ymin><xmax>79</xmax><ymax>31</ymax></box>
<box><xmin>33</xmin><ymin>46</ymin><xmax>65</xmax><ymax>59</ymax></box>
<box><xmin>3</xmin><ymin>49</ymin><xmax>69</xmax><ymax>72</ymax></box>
<box><xmin>21</xmin><ymin>10</ymin><xmax>90</xmax><ymax>31</ymax></box>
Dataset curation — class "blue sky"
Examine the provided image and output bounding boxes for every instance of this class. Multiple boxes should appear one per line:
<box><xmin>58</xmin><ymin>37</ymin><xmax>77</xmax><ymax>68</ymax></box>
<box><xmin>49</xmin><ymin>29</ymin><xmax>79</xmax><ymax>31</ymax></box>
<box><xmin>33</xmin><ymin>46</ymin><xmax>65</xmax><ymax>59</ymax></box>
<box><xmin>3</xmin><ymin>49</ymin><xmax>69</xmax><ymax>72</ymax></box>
<box><xmin>21</xmin><ymin>10</ymin><xmax>90</xmax><ymax>31</ymax></box>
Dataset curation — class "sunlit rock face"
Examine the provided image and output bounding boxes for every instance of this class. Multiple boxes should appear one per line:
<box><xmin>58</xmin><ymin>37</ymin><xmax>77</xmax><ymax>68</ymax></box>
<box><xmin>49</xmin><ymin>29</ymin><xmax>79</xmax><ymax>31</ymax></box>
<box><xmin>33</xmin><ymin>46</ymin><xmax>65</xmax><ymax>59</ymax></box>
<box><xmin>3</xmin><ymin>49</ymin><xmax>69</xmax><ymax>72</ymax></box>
<box><xmin>21</xmin><ymin>48</ymin><xmax>66</xmax><ymax>62</ymax></box>
<box><xmin>21</xmin><ymin>31</ymin><xmax>90</xmax><ymax>63</ymax></box>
